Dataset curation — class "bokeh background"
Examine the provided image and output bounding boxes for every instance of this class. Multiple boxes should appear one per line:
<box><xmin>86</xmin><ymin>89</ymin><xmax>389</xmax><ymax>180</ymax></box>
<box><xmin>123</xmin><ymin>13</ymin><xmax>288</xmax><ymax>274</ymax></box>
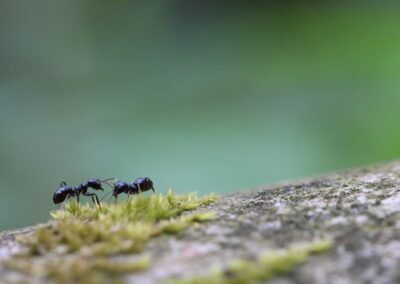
<box><xmin>1</xmin><ymin>1</ymin><xmax>400</xmax><ymax>230</ymax></box>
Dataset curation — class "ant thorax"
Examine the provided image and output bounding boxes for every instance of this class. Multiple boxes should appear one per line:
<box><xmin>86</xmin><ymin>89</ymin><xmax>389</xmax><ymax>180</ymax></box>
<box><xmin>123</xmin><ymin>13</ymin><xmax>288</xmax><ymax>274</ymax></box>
<box><xmin>74</xmin><ymin>184</ymin><xmax>88</xmax><ymax>194</ymax></box>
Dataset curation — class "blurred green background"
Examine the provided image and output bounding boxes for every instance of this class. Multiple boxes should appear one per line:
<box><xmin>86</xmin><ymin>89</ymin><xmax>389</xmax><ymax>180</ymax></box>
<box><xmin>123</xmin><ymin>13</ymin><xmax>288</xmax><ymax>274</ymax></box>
<box><xmin>1</xmin><ymin>1</ymin><xmax>400</xmax><ymax>230</ymax></box>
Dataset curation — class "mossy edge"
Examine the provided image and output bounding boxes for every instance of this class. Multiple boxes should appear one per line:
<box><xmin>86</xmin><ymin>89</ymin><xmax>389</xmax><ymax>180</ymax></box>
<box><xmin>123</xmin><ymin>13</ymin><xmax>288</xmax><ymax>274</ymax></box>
<box><xmin>2</xmin><ymin>190</ymin><xmax>218</xmax><ymax>283</ymax></box>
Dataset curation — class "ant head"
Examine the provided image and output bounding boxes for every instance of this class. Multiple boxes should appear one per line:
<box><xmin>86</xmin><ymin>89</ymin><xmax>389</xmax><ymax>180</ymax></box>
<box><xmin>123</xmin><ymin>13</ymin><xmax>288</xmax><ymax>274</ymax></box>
<box><xmin>86</xmin><ymin>179</ymin><xmax>103</xmax><ymax>191</ymax></box>
<box><xmin>144</xmin><ymin>177</ymin><xmax>153</xmax><ymax>187</ymax></box>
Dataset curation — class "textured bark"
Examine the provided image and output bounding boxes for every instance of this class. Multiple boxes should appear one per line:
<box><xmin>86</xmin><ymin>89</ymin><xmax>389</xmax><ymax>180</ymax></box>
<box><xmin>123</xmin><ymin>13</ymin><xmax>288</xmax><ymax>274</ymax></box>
<box><xmin>2</xmin><ymin>161</ymin><xmax>400</xmax><ymax>283</ymax></box>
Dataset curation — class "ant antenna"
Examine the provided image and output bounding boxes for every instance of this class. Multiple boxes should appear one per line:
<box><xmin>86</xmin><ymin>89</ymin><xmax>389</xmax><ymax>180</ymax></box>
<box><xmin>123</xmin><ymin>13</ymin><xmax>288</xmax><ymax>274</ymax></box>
<box><xmin>100</xmin><ymin>191</ymin><xmax>113</xmax><ymax>202</ymax></box>
<box><xmin>99</xmin><ymin>177</ymin><xmax>116</xmax><ymax>182</ymax></box>
<box><xmin>99</xmin><ymin>177</ymin><xmax>115</xmax><ymax>188</ymax></box>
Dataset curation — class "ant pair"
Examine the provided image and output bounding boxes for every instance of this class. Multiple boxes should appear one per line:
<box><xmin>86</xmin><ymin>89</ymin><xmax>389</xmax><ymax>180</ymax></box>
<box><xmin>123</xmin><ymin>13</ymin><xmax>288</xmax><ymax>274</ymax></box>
<box><xmin>53</xmin><ymin>177</ymin><xmax>155</xmax><ymax>210</ymax></box>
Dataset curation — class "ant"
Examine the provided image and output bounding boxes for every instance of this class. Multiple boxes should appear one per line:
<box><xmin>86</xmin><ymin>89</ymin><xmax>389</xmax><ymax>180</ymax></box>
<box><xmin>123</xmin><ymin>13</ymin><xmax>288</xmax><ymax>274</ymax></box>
<box><xmin>103</xmin><ymin>177</ymin><xmax>155</xmax><ymax>203</ymax></box>
<box><xmin>52</xmin><ymin>178</ymin><xmax>115</xmax><ymax>210</ymax></box>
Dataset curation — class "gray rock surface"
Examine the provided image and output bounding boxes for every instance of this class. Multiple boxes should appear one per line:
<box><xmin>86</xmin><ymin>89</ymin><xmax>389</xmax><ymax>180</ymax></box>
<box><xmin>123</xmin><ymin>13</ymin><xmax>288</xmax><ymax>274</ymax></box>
<box><xmin>3</xmin><ymin>161</ymin><xmax>400</xmax><ymax>283</ymax></box>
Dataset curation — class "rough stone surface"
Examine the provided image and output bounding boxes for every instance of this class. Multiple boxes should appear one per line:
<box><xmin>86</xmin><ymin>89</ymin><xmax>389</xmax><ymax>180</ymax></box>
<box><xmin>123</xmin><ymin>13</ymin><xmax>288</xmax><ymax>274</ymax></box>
<box><xmin>3</xmin><ymin>161</ymin><xmax>400</xmax><ymax>283</ymax></box>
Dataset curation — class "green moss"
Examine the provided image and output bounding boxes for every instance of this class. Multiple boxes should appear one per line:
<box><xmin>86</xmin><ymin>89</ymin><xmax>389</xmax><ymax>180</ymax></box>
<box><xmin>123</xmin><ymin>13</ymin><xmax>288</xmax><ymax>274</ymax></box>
<box><xmin>18</xmin><ymin>190</ymin><xmax>217</xmax><ymax>255</ymax></box>
<box><xmin>172</xmin><ymin>240</ymin><xmax>332</xmax><ymax>284</ymax></box>
<box><xmin>4</xmin><ymin>190</ymin><xmax>217</xmax><ymax>283</ymax></box>
<box><xmin>3</xmin><ymin>256</ymin><xmax>149</xmax><ymax>284</ymax></box>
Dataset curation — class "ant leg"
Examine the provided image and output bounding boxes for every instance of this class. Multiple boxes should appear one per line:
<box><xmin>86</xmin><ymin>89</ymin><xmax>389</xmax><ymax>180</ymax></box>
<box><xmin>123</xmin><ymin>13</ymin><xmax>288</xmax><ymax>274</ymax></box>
<box><xmin>151</xmin><ymin>187</ymin><xmax>155</xmax><ymax>194</ymax></box>
<box><xmin>61</xmin><ymin>195</ymin><xmax>71</xmax><ymax>210</ymax></box>
<box><xmin>138</xmin><ymin>185</ymin><xmax>142</xmax><ymax>194</ymax></box>
<box><xmin>60</xmin><ymin>181</ymin><xmax>67</xmax><ymax>187</ymax></box>
<box><xmin>75</xmin><ymin>194</ymin><xmax>81</xmax><ymax>212</ymax></box>
<box><xmin>83</xmin><ymin>193</ymin><xmax>102</xmax><ymax>211</ymax></box>
<box><xmin>75</xmin><ymin>194</ymin><xmax>81</xmax><ymax>213</ymax></box>
<box><xmin>127</xmin><ymin>193</ymin><xmax>131</xmax><ymax>202</ymax></box>
<box><xmin>94</xmin><ymin>195</ymin><xmax>102</xmax><ymax>211</ymax></box>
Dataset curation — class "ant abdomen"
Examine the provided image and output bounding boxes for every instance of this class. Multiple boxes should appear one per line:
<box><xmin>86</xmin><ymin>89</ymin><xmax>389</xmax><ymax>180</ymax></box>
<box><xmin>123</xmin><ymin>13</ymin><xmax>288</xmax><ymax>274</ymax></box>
<box><xmin>53</xmin><ymin>183</ymin><xmax>75</xmax><ymax>204</ymax></box>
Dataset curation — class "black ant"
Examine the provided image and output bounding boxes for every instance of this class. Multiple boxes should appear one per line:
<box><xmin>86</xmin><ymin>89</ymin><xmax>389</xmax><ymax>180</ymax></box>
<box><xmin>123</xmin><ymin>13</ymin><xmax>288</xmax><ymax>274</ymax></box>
<box><xmin>52</xmin><ymin>178</ymin><xmax>115</xmax><ymax>210</ymax></box>
<box><xmin>101</xmin><ymin>177</ymin><xmax>155</xmax><ymax>203</ymax></box>
<box><xmin>133</xmin><ymin>177</ymin><xmax>156</xmax><ymax>194</ymax></box>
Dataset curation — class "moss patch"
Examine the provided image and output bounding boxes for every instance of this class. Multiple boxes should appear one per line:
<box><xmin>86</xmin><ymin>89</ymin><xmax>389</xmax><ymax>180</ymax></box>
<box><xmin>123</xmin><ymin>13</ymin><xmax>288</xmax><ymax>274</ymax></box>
<box><xmin>172</xmin><ymin>240</ymin><xmax>332</xmax><ymax>284</ymax></box>
<box><xmin>2</xmin><ymin>190</ymin><xmax>217</xmax><ymax>283</ymax></box>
